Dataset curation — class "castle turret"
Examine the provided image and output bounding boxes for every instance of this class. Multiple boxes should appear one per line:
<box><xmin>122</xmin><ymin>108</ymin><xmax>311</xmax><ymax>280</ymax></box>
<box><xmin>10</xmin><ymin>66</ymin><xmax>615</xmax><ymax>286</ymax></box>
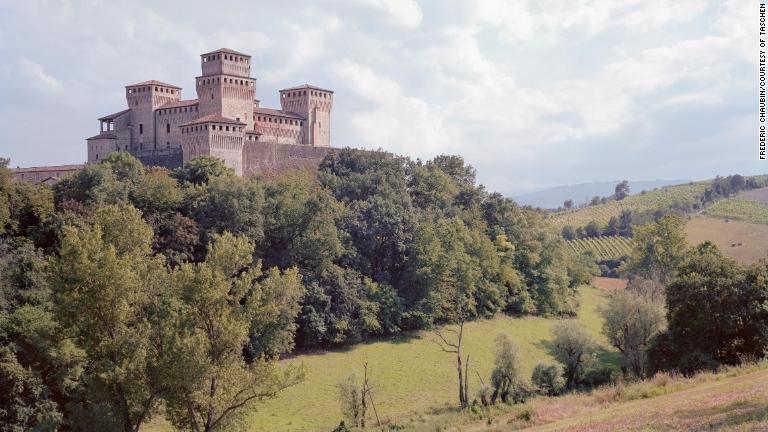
<box><xmin>196</xmin><ymin>48</ymin><xmax>255</xmax><ymax>130</ymax></box>
<box><xmin>279</xmin><ymin>84</ymin><xmax>333</xmax><ymax>147</ymax></box>
<box><xmin>125</xmin><ymin>81</ymin><xmax>181</xmax><ymax>152</ymax></box>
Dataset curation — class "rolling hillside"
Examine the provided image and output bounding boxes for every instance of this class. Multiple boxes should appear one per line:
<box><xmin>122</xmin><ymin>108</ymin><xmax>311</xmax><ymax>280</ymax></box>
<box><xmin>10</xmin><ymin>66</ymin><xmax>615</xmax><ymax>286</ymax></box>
<box><xmin>549</xmin><ymin>182</ymin><xmax>708</xmax><ymax>230</ymax></box>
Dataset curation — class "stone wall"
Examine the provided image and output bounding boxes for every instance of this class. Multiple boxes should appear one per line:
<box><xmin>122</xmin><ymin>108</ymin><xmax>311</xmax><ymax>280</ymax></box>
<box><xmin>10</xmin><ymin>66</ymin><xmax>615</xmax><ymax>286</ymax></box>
<box><xmin>243</xmin><ymin>142</ymin><xmax>332</xmax><ymax>178</ymax></box>
<box><xmin>134</xmin><ymin>147</ymin><xmax>184</xmax><ymax>170</ymax></box>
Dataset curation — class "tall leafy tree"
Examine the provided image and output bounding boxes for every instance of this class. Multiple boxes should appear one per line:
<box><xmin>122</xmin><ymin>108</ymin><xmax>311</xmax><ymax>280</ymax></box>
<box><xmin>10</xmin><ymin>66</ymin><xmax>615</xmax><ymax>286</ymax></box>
<box><xmin>164</xmin><ymin>233</ymin><xmax>304</xmax><ymax>432</ymax></box>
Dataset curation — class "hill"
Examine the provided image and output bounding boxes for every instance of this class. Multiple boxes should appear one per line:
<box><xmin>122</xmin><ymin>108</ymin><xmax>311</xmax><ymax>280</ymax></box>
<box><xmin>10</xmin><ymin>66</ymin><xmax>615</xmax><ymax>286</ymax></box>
<box><xmin>549</xmin><ymin>182</ymin><xmax>708</xmax><ymax>230</ymax></box>
<box><xmin>511</xmin><ymin>179</ymin><xmax>689</xmax><ymax>209</ymax></box>
<box><xmin>145</xmin><ymin>285</ymin><xmax>615</xmax><ymax>432</ymax></box>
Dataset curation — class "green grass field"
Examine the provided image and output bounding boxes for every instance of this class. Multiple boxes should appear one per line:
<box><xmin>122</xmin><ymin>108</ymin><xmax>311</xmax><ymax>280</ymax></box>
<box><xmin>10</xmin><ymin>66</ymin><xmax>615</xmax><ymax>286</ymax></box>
<box><xmin>147</xmin><ymin>285</ymin><xmax>615</xmax><ymax>431</ymax></box>
<box><xmin>549</xmin><ymin>182</ymin><xmax>708</xmax><ymax>230</ymax></box>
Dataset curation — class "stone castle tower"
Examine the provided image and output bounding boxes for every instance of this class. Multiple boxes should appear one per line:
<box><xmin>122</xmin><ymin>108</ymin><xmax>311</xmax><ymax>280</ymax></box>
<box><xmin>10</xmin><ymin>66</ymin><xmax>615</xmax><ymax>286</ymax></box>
<box><xmin>86</xmin><ymin>48</ymin><xmax>333</xmax><ymax>177</ymax></box>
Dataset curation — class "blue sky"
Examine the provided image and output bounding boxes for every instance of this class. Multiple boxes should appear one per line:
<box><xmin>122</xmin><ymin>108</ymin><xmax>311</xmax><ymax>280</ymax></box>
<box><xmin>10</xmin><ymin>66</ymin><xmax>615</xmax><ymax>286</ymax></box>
<box><xmin>0</xmin><ymin>0</ymin><xmax>761</xmax><ymax>194</ymax></box>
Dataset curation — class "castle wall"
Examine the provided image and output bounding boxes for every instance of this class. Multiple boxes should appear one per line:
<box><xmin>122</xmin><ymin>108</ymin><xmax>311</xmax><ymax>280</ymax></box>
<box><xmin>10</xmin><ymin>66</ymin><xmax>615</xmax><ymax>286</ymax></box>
<box><xmin>156</xmin><ymin>103</ymin><xmax>199</xmax><ymax>151</ymax></box>
<box><xmin>243</xmin><ymin>141</ymin><xmax>332</xmax><ymax>178</ymax></box>
<box><xmin>134</xmin><ymin>148</ymin><xmax>184</xmax><ymax>169</ymax></box>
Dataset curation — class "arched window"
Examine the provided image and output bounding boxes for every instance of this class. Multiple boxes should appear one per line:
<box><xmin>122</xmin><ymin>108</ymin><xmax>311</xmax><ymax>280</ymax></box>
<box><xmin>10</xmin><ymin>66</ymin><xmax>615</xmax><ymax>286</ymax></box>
<box><xmin>166</xmin><ymin>123</ymin><xmax>170</xmax><ymax>134</ymax></box>
<box><xmin>139</xmin><ymin>124</ymin><xmax>143</xmax><ymax>134</ymax></box>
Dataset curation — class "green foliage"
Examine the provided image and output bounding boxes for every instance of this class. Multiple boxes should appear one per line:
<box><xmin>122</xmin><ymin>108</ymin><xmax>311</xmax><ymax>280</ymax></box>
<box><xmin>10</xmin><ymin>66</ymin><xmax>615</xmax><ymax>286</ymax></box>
<box><xmin>599</xmin><ymin>290</ymin><xmax>665</xmax><ymax>378</ymax></box>
<box><xmin>49</xmin><ymin>203</ymin><xmax>167</xmax><ymax>431</ymax></box>
<box><xmin>164</xmin><ymin>233</ymin><xmax>305</xmax><ymax>432</ymax></box>
<box><xmin>531</xmin><ymin>363</ymin><xmax>565</xmax><ymax>396</ymax></box>
<box><xmin>622</xmin><ymin>215</ymin><xmax>688</xmax><ymax>285</ymax></box>
<box><xmin>550</xmin><ymin>321</ymin><xmax>597</xmax><ymax>388</ymax></box>
<box><xmin>650</xmin><ymin>242</ymin><xmax>768</xmax><ymax>375</ymax></box>
<box><xmin>171</xmin><ymin>156</ymin><xmax>232</xmax><ymax>185</ymax></box>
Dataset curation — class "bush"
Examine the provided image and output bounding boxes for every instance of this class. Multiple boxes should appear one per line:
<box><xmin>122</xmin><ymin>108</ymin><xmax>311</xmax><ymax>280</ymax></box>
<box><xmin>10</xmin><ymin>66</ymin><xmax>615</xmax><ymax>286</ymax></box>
<box><xmin>531</xmin><ymin>363</ymin><xmax>565</xmax><ymax>396</ymax></box>
<box><xmin>509</xmin><ymin>380</ymin><xmax>536</xmax><ymax>404</ymax></box>
<box><xmin>582</xmin><ymin>367</ymin><xmax>617</xmax><ymax>388</ymax></box>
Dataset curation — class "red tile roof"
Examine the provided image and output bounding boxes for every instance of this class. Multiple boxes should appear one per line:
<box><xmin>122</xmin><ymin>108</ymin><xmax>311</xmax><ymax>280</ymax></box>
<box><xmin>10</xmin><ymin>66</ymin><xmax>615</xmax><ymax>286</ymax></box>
<box><xmin>201</xmin><ymin>48</ymin><xmax>251</xmax><ymax>57</ymax></box>
<box><xmin>253</xmin><ymin>107</ymin><xmax>305</xmax><ymax>120</ymax></box>
<box><xmin>180</xmin><ymin>115</ymin><xmax>246</xmax><ymax>127</ymax></box>
<box><xmin>279</xmin><ymin>84</ymin><xmax>333</xmax><ymax>94</ymax></box>
<box><xmin>126</xmin><ymin>80</ymin><xmax>181</xmax><ymax>89</ymax></box>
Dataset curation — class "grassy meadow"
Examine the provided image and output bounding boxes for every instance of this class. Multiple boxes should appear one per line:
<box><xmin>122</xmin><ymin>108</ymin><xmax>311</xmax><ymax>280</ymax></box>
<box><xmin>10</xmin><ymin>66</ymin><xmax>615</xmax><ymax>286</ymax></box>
<box><xmin>704</xmin><ymin>197</ymin><xmax>768</xmax><ymax>225</ymax></box>
<box><xmin>147</xmin><ymin>285</ymin><xmax>616</xmax><ymax>432</ymax></box>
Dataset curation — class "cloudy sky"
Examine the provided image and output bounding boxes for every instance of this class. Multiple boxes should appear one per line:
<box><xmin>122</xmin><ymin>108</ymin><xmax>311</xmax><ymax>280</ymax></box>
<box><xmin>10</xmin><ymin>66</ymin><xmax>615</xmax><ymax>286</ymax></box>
<box><xmin>0</xmin><ymin>0</ymin><xmax>760</xmax><ymax>194</ymax></box>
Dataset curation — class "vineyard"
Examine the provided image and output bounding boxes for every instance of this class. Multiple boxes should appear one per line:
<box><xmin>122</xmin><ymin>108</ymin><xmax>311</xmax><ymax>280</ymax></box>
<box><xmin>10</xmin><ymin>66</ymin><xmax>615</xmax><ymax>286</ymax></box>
<box><xmin>549</xmin><ymin>182</ymin><xmax>709</xmax><ymax>230</ymax></box>
<box><xmin>566</xmin><ymin>235</ymin><xmax>635</xmax><ymax>260</ymax></box>
<box><xmin>704</xmin><ymin>198</ymin><xmax>768</xmax><ymax>225</ymax></box>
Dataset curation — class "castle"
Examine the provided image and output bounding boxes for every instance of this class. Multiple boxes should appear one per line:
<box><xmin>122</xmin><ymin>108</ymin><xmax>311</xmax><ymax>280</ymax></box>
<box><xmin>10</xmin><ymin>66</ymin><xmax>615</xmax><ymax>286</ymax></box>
<box><xmin>13</xmin><ymin>48</ymin><xmax>333</xmax><ymax>183</ymax></box>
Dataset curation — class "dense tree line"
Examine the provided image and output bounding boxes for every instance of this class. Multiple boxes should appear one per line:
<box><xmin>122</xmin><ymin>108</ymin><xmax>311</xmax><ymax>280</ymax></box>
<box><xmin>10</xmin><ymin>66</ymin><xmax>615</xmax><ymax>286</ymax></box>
<box><xmin>0</xmin><ymin>150</ymin><xmax>592</xmax><ymax>430</ymax></box>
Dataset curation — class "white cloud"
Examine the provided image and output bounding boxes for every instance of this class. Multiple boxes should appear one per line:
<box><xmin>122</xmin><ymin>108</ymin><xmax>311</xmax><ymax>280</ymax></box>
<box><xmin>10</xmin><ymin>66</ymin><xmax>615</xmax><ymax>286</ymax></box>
<box><xmin>357</xmin><ymin>0</ymin><xmax>422</xmax><ymax>30</ymax></box>
<box><xmin>17</xmin><ymin>58</ymin><xmax>62</xmax><ymax>92</ymax></box>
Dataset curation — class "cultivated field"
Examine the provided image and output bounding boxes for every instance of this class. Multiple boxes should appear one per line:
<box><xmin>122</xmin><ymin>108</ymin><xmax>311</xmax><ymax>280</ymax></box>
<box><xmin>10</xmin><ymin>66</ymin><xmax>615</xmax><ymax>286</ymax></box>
<box><xmin>740</xmin><ymin>186</ymin><xmax>768</xmax><ymax>204</ymax></box>
<box><xmin>566</xmin><ymin>236</ymin><xmax>634</xmax><ymax>260</ymax></box>
<box><xmin>685</xmin><ymin>217</ymin><xmax>768</xmax><ymax>263</ymax></box>
<box><xmin>549</xmin><ymin>182</ymin><xmax>708</xmax><ymax>230</ymax></box>
<box><xmin>146</xmin><ymin>286</ymin><xmax>615</xmax><ymax>432</ymax></box>
<box><xmin>704</xmin><ymin>198</ymin><xmax>768</xmax><ymax>225</ymax></box>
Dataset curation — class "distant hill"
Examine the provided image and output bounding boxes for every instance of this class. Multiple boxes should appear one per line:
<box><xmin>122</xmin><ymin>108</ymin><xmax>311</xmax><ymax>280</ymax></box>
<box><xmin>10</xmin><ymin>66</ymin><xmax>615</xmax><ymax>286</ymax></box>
<box><xmin>510</xmin><ymin>179</ymin><xmax>690</xmax><ymax>209</ymax></box>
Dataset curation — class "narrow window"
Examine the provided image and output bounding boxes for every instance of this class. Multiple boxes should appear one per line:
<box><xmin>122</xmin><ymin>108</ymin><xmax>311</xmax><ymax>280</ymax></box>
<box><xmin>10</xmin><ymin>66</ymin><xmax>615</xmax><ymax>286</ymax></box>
<box><xmin>139</xmin><ymin>123</ymin><xmax>143</xmax><ymax>134</ymax></box>
<box><xmin>166</xmin><ymin>123</ymin><xmax>170</xmax><ymax>133</ymax></box>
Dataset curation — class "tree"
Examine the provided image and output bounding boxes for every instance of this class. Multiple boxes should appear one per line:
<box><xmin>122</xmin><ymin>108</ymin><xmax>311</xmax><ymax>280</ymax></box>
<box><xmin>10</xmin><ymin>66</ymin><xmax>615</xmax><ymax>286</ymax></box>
<box><xmin>171</xmin><ymin>156</ymin><xmax>232</xmax><ymax>185</ymax></box>
<box><xmin>599</xmin><ymin>290</ymin><xmax>665</xmax><ymax>378</ymax></box>
<box><xmin>561</xmin><ymin>225</ymin><xmax>576</xmax><ymax>241</ymax></box>
<box><xmin>614</xmin><ymin>180</ymin><xmax>630</xmax><ymax>201</ymax></box>
<box><xmin>563</xmin><ymin>199</ymin><xmax>573</xmax><ymax>210</ymax></box>
<box><xmin>489</xmin><ymin>334</ymin><xmax>521</xmax><ymax>404</ymax></box>
<box><xmin>623</xmin><ymin>215</ymin><xmax>688</xmax><ymax>286</ymax></box>
<box><xmin>49</xmin><ymin>204</ymin><xmax>168</xmax><ymax>432</ymax></box>
<box><xmin>336</xmin><ymin>363</ymin><xmax>378</xmax><ymax>428</ymax></box>
<box><xmin>584</xmin><ymin>221</ymin><xmax>601</xmax><ymax>238</ymax></box>
<box><xmin>550</xmin><ymin>321</ymin><xmax>596</xmax><ymax>388</ymax></box>
<box><xmin>163</xmin><ymin>233</ymin><xmax>304</xmax><ymax>432</ymax></box>
<box><xmin>649</xmin><ymin>243</ymin><xmax>768</xmax><ymax>374</ymax></box>
<box><xmin>432</xmin><ymin>320</ymin><xmax>470</xmax><ymax>408</ymax></box>
<box><xmin>531</xmin><ymin>363</ymin><xmax>565</xmax><ymax>396</ymax></box>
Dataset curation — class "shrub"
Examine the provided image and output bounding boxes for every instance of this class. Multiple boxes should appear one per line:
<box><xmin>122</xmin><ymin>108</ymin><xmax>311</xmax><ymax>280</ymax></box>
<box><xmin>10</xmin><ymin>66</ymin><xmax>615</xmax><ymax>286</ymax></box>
<box><xmin>550</xmin><ymin>321</ymin><xmax>597</xmax><ymax>388</ymax></box>
<box><xmin>531</xmin><ymin>363</ymin><xmax>565</xmax><ymax>396</ymax></box>
<box><xmin>583</xmin><ymin>367</ymin><xmax>617</xmax><ymax>388</ymax></box>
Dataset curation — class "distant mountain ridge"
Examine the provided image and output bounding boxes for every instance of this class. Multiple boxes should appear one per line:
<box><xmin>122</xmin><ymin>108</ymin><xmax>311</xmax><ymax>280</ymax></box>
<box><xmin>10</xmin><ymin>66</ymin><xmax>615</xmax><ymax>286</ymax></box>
<box><xmin>510</xmin><ymin>179</ymin><xmax>690</xmax><ymax>209</ymax></box>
